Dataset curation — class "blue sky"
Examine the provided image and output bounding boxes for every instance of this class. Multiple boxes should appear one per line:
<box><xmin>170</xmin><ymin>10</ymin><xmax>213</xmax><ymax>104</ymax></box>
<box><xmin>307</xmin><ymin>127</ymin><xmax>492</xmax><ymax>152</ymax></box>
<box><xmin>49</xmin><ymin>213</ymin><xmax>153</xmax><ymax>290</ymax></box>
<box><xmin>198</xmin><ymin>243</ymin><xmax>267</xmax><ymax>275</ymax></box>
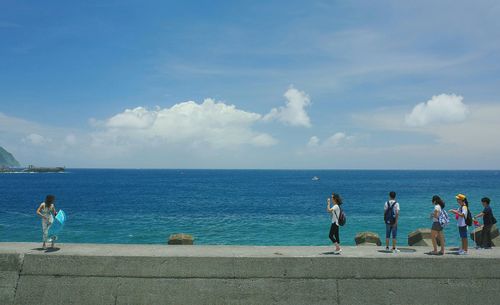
<box><xmin>1</xmin><ymin>0</ymin><xmax>500</xmax><ymax>169</ymax></box>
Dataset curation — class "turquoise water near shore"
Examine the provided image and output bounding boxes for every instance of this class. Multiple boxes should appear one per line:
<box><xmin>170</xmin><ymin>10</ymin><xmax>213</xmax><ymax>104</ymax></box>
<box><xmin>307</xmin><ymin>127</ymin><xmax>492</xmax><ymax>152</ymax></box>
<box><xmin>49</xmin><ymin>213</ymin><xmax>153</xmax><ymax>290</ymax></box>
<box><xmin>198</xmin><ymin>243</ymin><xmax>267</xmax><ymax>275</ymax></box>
<box><xmin>1</xmin><ymin>170</ymin><xmax>499</xmax><ymax>246</ymax></box>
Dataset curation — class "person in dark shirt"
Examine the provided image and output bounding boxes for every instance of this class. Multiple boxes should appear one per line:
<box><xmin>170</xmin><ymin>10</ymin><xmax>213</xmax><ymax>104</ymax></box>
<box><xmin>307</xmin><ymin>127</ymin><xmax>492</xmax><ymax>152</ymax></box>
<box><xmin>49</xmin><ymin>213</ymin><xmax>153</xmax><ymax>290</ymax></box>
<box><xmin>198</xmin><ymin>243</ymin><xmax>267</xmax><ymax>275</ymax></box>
<box><xmin>474</xmin><ymin>197</ymin><xmax>496</xmax><ymax>249</ymax></box>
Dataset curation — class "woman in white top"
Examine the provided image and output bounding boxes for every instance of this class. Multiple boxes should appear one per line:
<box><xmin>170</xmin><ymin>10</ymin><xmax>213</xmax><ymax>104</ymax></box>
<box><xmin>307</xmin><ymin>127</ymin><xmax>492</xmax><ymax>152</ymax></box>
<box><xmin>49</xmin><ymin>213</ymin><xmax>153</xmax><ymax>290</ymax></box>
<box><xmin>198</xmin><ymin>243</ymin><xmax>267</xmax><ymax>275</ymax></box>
<box><xmin>36</xmin><ymin>195</ymin><xmax>57</xmax><ymax>249</ymax></box>
<box><xmin>326</xmin><ymin>192</ymin><xmax>343</xmax><ymax>254</ymax></box>
<box><xmin>429</xmin><ymin>195</ymin><xmax>446</xmax><ymax>255</ymax></box>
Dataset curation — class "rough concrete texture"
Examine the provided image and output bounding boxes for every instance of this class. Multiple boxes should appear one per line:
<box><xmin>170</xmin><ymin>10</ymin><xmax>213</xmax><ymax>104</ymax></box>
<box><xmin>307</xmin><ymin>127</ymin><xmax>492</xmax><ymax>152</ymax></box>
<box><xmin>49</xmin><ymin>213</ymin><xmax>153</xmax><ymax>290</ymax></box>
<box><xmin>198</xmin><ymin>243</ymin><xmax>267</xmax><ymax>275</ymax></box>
<box><xmin>0</xmin><ymin>253</ymin><xmax>23</xmax><ymax>304</ymax></box>
<box><xmin>2</xmin><ymin>243</ymin><xmax>500</xmax><ymax>305</ymax></box>
<box><xmin>339</xmin><ymin>279</ymin><xmax>500</xmax><ymax>305</ymax></box>
<box><xmin>15</xmin><ymin>276</ymin><xmax>338</xmax><ymax>305</ymax></box>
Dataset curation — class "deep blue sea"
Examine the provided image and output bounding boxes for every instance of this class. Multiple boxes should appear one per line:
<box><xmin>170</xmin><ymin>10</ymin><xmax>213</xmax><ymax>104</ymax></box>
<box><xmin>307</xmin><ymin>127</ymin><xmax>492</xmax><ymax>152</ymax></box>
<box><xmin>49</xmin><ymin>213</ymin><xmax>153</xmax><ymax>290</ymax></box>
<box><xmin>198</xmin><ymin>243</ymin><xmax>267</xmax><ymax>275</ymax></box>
<box><xmin>1</xmin><ymin>170</ymin><xmax>499</xmax><ymax>246</ymax></box>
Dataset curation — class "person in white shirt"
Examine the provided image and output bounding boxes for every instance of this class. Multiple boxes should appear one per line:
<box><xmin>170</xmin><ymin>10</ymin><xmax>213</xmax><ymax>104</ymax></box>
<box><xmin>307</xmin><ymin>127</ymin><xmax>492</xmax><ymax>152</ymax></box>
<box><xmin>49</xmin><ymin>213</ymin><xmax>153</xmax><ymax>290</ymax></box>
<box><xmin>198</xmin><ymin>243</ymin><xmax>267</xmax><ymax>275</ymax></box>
<box><xmin>429</xmin><ymin>195</ymin><xmax>446</xmax><ymax>255</ymax></box>
<box><xmin>449</xmin><ymin>194</ymin><xmax>469</xmax><ymax>255</ymax></box>
<box><xmin>327</xmin><ymin>192</ymin><xmax>343</xmax><ymax>254</ymax></box>
<box><xmin>383</xmin><ymin>191</ymin><xmax>400</xmax><ymax>253</ymax></box>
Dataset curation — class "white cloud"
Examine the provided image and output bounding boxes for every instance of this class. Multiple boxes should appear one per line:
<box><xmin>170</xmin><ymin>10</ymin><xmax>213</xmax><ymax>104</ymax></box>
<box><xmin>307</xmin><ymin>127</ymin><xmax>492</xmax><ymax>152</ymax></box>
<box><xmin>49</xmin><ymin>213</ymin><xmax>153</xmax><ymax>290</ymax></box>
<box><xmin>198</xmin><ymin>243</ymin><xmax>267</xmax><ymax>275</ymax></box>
<box><xmin>324</xmin><ymin>133</ymin><xmax>352</xmax><ymax>147</ymax></box>
<box><xmin>107</xmin><ymin>107</ymin><xmax>157</xmax><ymax>129</ymax></box>
<box><xmin>264</xmin><ymin>87</ymin><xmax>312</xmax><ymax>127</ymax></box>
<box><xmin>94</xmin><ymin>98</ymin><xmax>276</xmax><ymax>149</ymax></box>
<box><xmin>307</xmin><ymin>136</ymin><xmax>320</xmax><ymax>147</ymax></box>
<box><xmin>23</xmin><ymin>133</ymin><xmax>51</xmax><ymax>146</ymax></box>
<box><xmin>405</xmin><ymin>94</ymin><xmax>469</xmax><ymax>127</ymax></box>
<box><xmin>307</xmin><ymin>132</ymin><xmax>353</xmax><ymax>150</ymax></box>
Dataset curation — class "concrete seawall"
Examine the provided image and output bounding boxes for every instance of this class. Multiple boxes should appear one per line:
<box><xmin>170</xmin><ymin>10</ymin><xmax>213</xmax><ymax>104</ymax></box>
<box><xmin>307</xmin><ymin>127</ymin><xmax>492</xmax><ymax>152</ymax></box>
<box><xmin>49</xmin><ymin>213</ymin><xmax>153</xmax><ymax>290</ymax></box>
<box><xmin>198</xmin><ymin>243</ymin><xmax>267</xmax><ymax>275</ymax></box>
<box><xmin>1</xmin><ymin>243</ymin><xmax>500</xmax><ymax>305</ymax></box>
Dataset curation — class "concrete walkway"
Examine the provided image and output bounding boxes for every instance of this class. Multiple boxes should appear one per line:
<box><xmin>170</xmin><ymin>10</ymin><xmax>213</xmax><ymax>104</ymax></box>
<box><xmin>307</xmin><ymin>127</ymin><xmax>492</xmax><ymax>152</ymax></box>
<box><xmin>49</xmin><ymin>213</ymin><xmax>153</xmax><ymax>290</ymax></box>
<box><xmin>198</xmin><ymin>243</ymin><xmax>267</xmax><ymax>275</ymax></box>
<box><xmin>1</xmin><ymin>242</ymin><xmax>500</xmax><ymax>258</ymax></box>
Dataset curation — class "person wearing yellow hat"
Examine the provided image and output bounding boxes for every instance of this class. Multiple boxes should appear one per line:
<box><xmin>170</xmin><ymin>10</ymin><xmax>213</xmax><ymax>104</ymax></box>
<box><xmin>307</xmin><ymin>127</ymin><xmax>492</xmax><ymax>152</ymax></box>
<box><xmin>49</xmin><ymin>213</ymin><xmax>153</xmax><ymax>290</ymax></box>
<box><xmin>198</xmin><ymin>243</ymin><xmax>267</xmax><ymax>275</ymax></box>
<box><xmin>449</xmin><ymin>194</ymin><xmax>469</xmax><ymax>255</ymax></box>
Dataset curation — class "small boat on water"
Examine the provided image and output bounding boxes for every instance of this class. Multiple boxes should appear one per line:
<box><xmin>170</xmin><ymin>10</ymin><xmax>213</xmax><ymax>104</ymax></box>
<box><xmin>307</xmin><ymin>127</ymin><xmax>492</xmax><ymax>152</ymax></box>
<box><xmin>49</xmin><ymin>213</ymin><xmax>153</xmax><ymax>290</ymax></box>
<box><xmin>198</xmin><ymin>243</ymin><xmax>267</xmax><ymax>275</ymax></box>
<box><xmin>312</xmin><ymin>176</ymin><xmax>320</xmax><ymax>181</ymax></box>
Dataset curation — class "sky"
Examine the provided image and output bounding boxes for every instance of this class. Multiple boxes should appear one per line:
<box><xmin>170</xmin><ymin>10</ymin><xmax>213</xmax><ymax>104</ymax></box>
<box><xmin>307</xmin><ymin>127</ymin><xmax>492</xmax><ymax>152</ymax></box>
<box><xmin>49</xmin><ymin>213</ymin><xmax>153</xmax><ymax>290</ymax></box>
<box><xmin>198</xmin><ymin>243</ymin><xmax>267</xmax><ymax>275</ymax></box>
<box><xmin>1</xmin><ymin>0</ymin><xmax>500</xmax><ymax>169</ymax></box>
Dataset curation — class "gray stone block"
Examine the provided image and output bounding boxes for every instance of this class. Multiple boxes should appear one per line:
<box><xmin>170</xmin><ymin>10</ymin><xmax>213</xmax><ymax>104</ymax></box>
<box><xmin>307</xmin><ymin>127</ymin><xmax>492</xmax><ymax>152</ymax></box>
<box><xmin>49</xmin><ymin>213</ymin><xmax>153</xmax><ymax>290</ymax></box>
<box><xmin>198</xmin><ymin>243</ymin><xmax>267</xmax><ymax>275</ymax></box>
<box><xmin>355</xmin><ymin>232</ymin><xmax>381</xmax><ymax>246</ymax></box>
<box><xmin>168</xmin><ymin>233</ymin><xmax>194</xmax><ymax>245</ymax></box>
<box><xmin>408</xmin><ymin>228</ymin><xmax>441</xmax><ymax>246</ymax></box>
<box><xmin>0</xmin><ymin>254</ymin><xmax>23</xmax><ymax>271</ymax></box>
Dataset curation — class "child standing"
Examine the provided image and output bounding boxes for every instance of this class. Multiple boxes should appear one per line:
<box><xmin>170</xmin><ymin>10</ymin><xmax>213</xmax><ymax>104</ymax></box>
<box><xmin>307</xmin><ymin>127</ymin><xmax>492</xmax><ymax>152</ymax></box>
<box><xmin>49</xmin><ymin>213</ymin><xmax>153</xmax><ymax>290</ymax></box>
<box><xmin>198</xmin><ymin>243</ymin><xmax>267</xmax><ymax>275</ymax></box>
<box><xmin>449</xmin><ymin>194</ymin><xmax>469</xmax><ymax>255</ymax></box>
<box><xmin>36</xmin><ymin>195</ymin><xmax>57</xmax><ymax>249</ymax></box>
<box><xmin>475</xmin><ymin>197</ymin><xmax>496</xmax><ymax>249</ymax></box>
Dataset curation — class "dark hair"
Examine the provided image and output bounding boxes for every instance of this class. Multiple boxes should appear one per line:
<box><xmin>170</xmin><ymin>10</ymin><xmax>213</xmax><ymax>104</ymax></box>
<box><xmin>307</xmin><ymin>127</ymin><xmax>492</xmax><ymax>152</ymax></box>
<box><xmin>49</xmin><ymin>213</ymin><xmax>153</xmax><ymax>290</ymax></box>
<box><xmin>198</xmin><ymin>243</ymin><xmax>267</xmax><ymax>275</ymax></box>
<box><xmin>389</xmin><ymin>191</ymin><xmax>396</xmax><ymax>199</ymax></box>
<box><xmin>432</xmin><ymin>195</ymin><xmax>445</xmax><ymax>209</ymax></box>
<box><xmin>463</xmin><ymin>198</ymin><xmax>469</xmax><ymax>207</ymax></box>
<box><xmin>332</xmin><ymin>193</ymin><xmax>343</xmax><ymax>205</ymax></box>
<box><xmin>482</xmin><ymin>197</ymin><xmax>491</xmax><ymax>205</ymax></box>
<box><xmin>45</xmin><ymin>195</ymin><xmax>55</xmax><ymax>208</ymax></box>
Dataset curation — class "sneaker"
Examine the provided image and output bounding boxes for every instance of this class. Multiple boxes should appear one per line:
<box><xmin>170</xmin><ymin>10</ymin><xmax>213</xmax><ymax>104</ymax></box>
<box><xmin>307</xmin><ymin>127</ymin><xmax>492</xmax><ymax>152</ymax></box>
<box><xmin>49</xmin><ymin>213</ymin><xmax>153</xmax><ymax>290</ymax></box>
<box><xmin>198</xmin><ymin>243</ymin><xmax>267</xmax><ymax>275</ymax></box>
<box><xmin>385</xmin><ymin>246</ymin><xmax>390</xmax><ymax>251</ymax></box>
<box><xmin>334</xmin><ymin>248</ymin><xmax>342</xmax><ymax>254</ymax></box>
<box><xmin>458</xmin><ymin>250</ymin><xmax>468</xmax><ymax>255</ymax></box>
<box><xmin>392</xmin><ymin>248</ymin><xmax>400</xmax><ymax>253</ymax></box>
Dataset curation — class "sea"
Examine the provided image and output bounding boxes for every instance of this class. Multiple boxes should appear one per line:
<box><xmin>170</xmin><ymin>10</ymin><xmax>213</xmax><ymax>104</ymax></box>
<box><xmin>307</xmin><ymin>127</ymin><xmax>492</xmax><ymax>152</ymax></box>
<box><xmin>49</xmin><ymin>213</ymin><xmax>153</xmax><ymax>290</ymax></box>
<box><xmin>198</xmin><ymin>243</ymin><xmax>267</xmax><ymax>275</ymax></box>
<box><xmin>1</xmin><ymin>169</ymin><xmax>499</xmax><ymax>246</ymax></box>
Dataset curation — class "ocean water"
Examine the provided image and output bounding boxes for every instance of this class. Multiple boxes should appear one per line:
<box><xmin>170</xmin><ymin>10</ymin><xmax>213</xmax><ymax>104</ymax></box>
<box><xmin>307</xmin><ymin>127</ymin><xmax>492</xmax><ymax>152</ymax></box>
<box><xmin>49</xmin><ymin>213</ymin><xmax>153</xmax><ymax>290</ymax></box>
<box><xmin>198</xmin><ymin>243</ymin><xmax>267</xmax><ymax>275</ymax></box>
<box><xmin>1</xmin><ymin>169</ymin><xmax>499</xmax><ymax>246</ymax></box>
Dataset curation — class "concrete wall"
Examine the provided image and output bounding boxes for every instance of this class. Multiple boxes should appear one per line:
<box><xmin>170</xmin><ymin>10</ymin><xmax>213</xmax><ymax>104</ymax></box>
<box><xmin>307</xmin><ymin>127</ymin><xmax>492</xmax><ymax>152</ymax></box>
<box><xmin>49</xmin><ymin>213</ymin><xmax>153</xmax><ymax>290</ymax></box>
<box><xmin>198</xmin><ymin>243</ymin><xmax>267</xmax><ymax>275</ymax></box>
<box><xmin>2</xmin><ymin>243</ymin><xmax>500</xmax><ymax>305</ymax></box>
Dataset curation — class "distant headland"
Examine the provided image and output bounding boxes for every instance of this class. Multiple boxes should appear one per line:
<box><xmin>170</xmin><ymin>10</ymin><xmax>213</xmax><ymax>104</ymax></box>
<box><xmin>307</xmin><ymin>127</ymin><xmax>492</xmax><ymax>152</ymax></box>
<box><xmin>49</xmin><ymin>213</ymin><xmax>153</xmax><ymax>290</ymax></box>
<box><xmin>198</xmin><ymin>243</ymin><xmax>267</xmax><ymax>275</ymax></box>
<box><xmin>0</xmin><ymin>146</ymin><xmax>20</xmax><ymax>168</ymax></box>
<box><xmin>0</xmin><ymin>146</ymin><xmax>64</xmax><ymax>173</ymax></box>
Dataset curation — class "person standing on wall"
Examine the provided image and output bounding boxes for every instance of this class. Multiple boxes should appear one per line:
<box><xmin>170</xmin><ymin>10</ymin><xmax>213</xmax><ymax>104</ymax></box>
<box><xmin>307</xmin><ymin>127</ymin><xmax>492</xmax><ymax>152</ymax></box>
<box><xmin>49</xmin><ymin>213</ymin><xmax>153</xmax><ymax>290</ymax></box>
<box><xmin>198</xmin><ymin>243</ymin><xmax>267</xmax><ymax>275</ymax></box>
<box><xmin>429</xmin><ymin>195</ymin><xmax>447</xmax><ymax>255</ymax></box>
<box><xmin>449</xmin><ymin>194</ymin><xmax>470</xmax><ymax>255</ymax></box>
<box><xmin>384</xmin><ymin>191</ymin><xmax>400</xmax><ymax>253</ymax></box>
<box><xmin>475</xmin><ymin>197</ymin><xmax>496</xmax><ymax>249</ymax></box>
<box><xmin>36</xmin><ymin>194</ymin><xmax>57</xmax><ymax>249</ymax></box>
<box><xmin>327</xmin><ymin>192</ymin><xmax>343</xmax><ymax>254</ymax></box>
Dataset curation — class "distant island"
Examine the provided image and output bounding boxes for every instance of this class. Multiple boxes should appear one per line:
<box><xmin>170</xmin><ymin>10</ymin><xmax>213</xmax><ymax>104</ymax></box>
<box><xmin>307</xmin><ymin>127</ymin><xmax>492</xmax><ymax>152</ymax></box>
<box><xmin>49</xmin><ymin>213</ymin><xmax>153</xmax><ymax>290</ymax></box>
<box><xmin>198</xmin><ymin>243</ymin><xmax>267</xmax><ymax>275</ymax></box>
<box><xmin>0</xmin><ymin>146</ymin><xmax>20</xmax><ymax>168</ymax></box>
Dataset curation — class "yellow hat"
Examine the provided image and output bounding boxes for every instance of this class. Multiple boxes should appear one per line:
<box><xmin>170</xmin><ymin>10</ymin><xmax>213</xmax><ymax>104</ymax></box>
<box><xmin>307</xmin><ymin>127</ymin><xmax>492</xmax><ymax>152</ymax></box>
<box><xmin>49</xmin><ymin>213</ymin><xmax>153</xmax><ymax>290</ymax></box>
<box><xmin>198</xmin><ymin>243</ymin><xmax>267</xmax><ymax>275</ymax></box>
<box><xmin>455</xmin><ymin>194</ymin><xmax>467</xmax><ymax>200</ymax></box>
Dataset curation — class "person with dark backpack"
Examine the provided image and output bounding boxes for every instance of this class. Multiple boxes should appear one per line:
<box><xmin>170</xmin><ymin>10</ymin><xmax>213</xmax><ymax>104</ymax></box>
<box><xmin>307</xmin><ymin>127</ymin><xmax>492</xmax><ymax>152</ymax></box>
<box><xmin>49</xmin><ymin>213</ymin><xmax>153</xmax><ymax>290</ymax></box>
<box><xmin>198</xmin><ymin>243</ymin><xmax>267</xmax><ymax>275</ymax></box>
<box><xmin>383</xmin><ymin>191</ymin><xmax>400</xmax><ymax>253</ymax></box>
<box><xmin>449</xmin><ymin>194</ymin><xmax>470</xmax><ymax>255</ymax></box>
<box><xmin>327</xmin><ymin>192</ymin><xmax>344</xmax><ymax>254</ymax></box>
<box><xmin>475</xmin><ymin>197</ymin><xmax>496</xmax><ymax>249</ymax></box>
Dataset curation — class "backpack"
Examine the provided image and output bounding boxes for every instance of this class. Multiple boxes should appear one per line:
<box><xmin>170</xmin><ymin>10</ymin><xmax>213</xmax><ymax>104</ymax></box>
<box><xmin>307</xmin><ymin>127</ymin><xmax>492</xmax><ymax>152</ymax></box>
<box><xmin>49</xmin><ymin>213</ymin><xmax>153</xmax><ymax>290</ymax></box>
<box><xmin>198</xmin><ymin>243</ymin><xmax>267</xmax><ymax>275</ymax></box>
<box><xmin>463</xmin><ymin>207</ymin><xmax>473</xmax><ymax>226</ymax></box>
<box><xmin>384</xmin><ymin>201</ymin><xmax>397</xmax><ymax>225</ymax></box>
<box><xmin>438</xmin><ymin>209</ymin><xmax>450</xmax><ymax>227</ymax></box>
<box><xmin>334</xmin><ymin>207</ymin><xmax>347</xmax><ymax>226</ymax></box>
<box><xmin>489</xmin><ymin>208</ymin><xmax>497</xmax><ymax>225</ymax></box>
